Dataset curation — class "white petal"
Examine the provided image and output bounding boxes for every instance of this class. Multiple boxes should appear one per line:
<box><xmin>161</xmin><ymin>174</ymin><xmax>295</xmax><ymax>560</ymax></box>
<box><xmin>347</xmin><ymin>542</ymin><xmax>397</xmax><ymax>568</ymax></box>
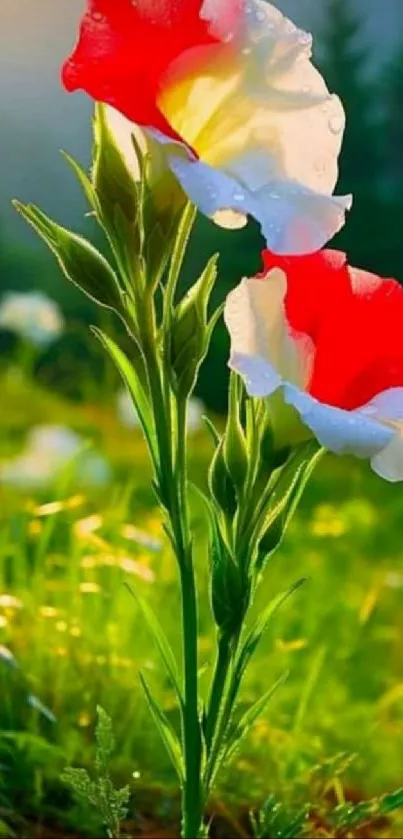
<box><xmin>283</xmin><ymin>385</ymin><xmax>394</xmax><ymax>458</ymax></box>
<box><xmin>155</xmin><ymin>0</ymin><xmax>349</xmax><ymax>251</ymax></box>
<box><xmin>168</xmin><ymin>151</ymin><xmax>351</xmax><ymax>254</ymax></box>
<box><xmin>361</xmin><ymin>387</ymin><xmax>403</xmax><ymax>422</ymax></box>
<box><xmin>224</xmin><ymin>271</ymin><xmax>312</xmax><ymax>396</ymax></box>
<box><xmin>371</xmin><ymin>434</ymin><xmax>403</xmax><ymax>483</ymax></box>
<box><xmin>360</xmin><ymin>387</ymin><xmax>403</xmax><ymax>482</ymax></box>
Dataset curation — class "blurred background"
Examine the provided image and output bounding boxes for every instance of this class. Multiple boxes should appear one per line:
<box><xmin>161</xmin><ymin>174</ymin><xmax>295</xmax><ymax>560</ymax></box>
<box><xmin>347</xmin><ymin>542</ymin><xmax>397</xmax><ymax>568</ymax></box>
<box><xmin>1</xmin><ymin>3</ymin><xmax>403</xmax><ymax>838</ymax></box>
<box><xmin>2</xmin><ymin>0</ymin><xmax>403</xmax><ymax>411</ymax></box>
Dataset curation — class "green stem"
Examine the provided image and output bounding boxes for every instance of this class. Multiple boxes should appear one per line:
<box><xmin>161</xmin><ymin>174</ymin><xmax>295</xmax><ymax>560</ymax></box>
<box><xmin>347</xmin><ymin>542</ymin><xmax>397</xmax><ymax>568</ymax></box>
<box><xmin>179</xmin><ymin>560</ymin><xmax>203</xmax><ymax>839</ymax></box>
<box><xmin>175</xmin><ymin>398</ymin><xmax>203</xmax><ymax>838</ymax></box>
<box><xmin>204</xmin><ymin>632</ymin><xmax>241</xmax><ymax>792</ymax></box>
<box><xmin>204</xmin><ymin>633</ymin><xmax>233</xmax><ymax>752</ymax></box>
<box><xmin>143</xmin><ymin>342</ymin><xmax>202</xmax><ymax>836</ymax></box>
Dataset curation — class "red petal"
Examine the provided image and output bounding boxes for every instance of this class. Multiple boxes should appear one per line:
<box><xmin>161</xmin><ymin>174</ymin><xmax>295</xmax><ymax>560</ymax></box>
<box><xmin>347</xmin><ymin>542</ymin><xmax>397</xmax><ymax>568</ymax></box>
<box><xmin>262</xmin><ymin>249</ymin><xmax>403</xmax><ymax>410</ymax></box>
<box><xmin>62</xmin><ymin>0</ymin><xmax>236</xmax><ymax>142</ymax></box>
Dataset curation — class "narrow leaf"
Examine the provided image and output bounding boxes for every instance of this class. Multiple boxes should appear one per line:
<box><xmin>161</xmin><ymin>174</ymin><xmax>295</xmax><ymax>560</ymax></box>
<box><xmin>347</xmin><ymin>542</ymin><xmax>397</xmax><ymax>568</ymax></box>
<box><xmin>235</xmin><ymin>579</ymin><xmax>306</xmax><ymax>686</ymax></box>
<box><xmin>61</xmin><ymin>151</ymin><xmax>100</xmax><ymax>214</ymax></box>
<box><xmin>139</xmin><ymin>673</ymin><xmax>184</xmax><ymax>782</ymax></box>
<box><xmin>126</xmin><ymin>584</ymin><xmax>182</xmax><ymax>704</ymax></box>
<box><xmin>91</xmin><ymin>327</ymin><xmax>157</xmax><ymax>469</ymax></box>
<box><xmin>225</xmin><ymin>672</ymin><xmax>288</xmax><ymax>764</ymax></box>
<box><xmin>202</xmin><ymin>416</ymin><xmax>221</xmax><ymax>448</ymax></box>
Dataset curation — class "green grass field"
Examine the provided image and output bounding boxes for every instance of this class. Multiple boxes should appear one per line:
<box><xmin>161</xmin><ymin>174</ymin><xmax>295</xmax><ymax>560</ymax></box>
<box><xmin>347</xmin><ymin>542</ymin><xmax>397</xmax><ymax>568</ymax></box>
<box><xmin>1</xmin><ymin>369</ymin><xmax>403</xmax><ymax>838</ymax></box>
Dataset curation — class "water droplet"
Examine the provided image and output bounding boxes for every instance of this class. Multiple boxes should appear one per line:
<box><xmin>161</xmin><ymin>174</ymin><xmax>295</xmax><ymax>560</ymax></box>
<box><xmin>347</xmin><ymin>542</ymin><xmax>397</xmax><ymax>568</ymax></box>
<box><xmin>242</xmin><ymin>47</ymin><xmax>252</xmax><ymax>55</ymax></box>
<box><xmin>329</xmin><ymin>115</ymin><xmax>343</xmax><ymax>135</ymax></box>
<box><xmin>299</xmin><ymin>32</ymin><xmax>312</xmax><ymax>46</ymax></box>
<box><xmin>269</xmin><ymin>191</ymin><xmax>281</xmax><ymax>200</ymax></box>
<box><xmin>233</xmin><ymin>190</ymin><xmax>245</xmax><ymax>201</ymax></box>
<box><xmin>256</xmin><ymin>10</ymin><xmax>266</xmax><ymax>22</ymax></box>
<box><xmin>302</xmin><ymin>85</ymin><xmax>311</xmax><ymax>94</ymax></box>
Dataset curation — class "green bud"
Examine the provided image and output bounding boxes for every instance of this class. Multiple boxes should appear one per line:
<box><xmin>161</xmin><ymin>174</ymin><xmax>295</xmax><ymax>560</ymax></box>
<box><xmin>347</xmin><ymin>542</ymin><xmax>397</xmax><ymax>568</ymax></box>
<box><xmin>13</xmin><ymin>202</ymin><xmax>122</xmax><ymax>313</ymax></box>
<box><xmin>210</xmin><ymin>522</ymin><xmax>250</xmax><ymax>636</ymax></box>
<box><xmin>169</xmin><ymin>256</ymin><xmax>218</xmax><ymax>397</ymax></box>
<box><xmin>256</xmin><ymin>440</ymin><xmax>323</xmax><ymax>574</ymax></box>
<box><xmin>259</xmin><ymin>418</ymin><xmax>275</xmax><ymax>469</ymax></box>
<box><xmin>223</xmin><ymin>374</ymin><xmax>248</xmax><ymax>496</ymax></box>
<box><xmin>93</xmin><ymin>104</ymin><xmax>139</xmax><ymax>228</ymax></box>
<box><xmin>208</xmin><ymin>439</ymin><xmax>237</xmax><ymax>520</ymax></box>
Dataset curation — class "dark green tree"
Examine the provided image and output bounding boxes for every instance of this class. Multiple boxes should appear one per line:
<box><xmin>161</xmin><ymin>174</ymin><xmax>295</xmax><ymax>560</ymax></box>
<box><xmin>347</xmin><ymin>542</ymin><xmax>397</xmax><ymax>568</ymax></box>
<box><xmin>320</xmin><ymin>0</ymin><xmax>381</xmax><ymax>193</ymax></box>
<box><xmin>380</xmin><ymin>44</ymin><xmax>403</xmax><ymax>194</ymax></box>
<box><xmin>319</xmin><ymin>0</ymin><xmax>386</xmax><ymax>273</ymax></box>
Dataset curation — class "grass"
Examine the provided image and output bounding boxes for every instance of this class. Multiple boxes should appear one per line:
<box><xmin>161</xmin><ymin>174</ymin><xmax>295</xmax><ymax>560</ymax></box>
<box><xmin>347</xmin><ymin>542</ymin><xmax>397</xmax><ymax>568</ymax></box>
<box><xmin>1</xmin><ymin>368</ymin><xmax>403</xmax><ymax>838</ymax></box>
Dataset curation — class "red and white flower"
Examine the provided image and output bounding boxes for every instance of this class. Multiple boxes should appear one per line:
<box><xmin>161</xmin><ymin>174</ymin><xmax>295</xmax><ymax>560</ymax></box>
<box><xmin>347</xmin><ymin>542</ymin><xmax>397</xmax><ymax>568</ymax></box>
<box><xmin>62</xmin><ymin>0</ymin><xmax>351</xmax><ymax>254</ymax></box>
<box><xmin>224</xmin><ymin>250</ymin><xmax>403</xmax><ymax>482</ymax></box>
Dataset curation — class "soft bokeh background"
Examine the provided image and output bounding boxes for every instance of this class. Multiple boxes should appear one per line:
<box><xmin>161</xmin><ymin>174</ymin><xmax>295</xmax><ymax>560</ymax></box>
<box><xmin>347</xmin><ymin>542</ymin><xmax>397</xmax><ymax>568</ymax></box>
<box><xmin>1</xmin><ymin>3</ymin><xmax>403</xmax><ymax>838</ymax></box>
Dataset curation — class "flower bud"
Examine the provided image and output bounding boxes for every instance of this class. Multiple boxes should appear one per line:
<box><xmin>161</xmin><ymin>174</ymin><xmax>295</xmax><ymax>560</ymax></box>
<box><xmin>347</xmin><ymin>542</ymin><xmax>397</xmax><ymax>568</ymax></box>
<box><xmin>169</xmin><ymin>256</ymin><xmax>218</xmax><ymax>397</ymax></box>
<box><xmin>93</xmin><ymin>104</ymin><xmax>139</xmax><ymax>227</ymax></box>
<box><xmin>210</xmin><ymin>522</ymin><xmax>250</xmax><ymax>636</ymax></box>
<box><xmin>208</xmin><ymin>439</ymin><xmax>237</xmax><ymax>520</ymax></box>
<box><xmin>13</xmin><ymin>202</ymin><xmax>122</xmax><ymax>313</ymax></box>
<box><xmin>223</xmin><ymin>374</ymin><xmax>248</xmax><ymax>497</ymax></box>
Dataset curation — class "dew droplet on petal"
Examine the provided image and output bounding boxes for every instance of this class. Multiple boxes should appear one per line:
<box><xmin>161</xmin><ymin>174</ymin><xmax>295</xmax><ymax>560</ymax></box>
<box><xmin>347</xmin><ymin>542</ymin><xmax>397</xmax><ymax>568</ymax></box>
<box><xmin>329</xmin><ymin>115</ymin><xmax>343</xmax><ymax>135</ymax></box>
<box><xmin>212</xmin><ymin>209</ymin><xmax>248</xmax><ymax>229</ymax></box>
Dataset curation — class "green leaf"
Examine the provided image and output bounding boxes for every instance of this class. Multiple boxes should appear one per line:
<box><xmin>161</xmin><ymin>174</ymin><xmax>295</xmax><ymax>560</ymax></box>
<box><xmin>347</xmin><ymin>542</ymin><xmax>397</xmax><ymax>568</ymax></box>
<box><xmin>169</xmin><ymin>253</ymin><xmax>219</xmax><ymax>397</ymax></box>
<box><xmin>125</xmin><ymin>583</ymin><xmax>182</xmax><ymax>704</ymax></box>
<box><xmin>91</xmin><ymin>328</ymin><xmax>156</xmax><ymax>469</ymax></box>
<box><xmin>330</xmin><ymin>787</ymin><xmax>403</xmax><ymax>831</ymax></box>
<box><xmin>235</xmin><ymin>579</ymin><xmax>306</xmax><ymax>687</ymax></box>
<box><xmin>257</xmin><ymin>442</ymin><xmax>323</xmax><ymax>571</ymax></box>
<box><xmin>224</xmin><ymin>672</ymin><xmax>288</xmax><ymax>764</ymax></box>
<box><xmin>13</xmin><ymin>201</ymin><xmax>122</xmax><ymax>312</ymax></box>
<box><xmin>163</xmin><ymin>202</ymin><xmax>198</xmax><ymax>330</ymax></box>
<box><xmin>95</xmin><ymin>705</ymin><xmax>115</xmax><ymax>774</ymax></box>
<box><xmin>202</xmin><ymin>416</ymin><xmax>221</xmax><ymax>448</ymax></box>
<box><xmin>61</xmin><ymin>767</ymin><xmax>93</xmax><ymax>801</ymax></box>
<box><xmin>251</xmin><ymin>794</ymin><xmax>308</xmax><ymax>839</ymax></box>
<box><xmin>61</xmin><ymin>151</ymin><xmax>100</xmax><ymax>214</ymax></box>
<box><xmin>139</xmin><ymin>673</ymin><xmax>184</xmax><ymax>782</ymax></box>
<box><xmin>62</xmin><ymin>708</ymin><xmax>130</xmax><ymax>839</ymax></box>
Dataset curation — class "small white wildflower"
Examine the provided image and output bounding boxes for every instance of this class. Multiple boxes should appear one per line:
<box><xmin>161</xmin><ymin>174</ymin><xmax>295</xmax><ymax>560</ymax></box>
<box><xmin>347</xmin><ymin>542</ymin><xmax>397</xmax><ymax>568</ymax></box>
<box><xmin>0</xmin><ymin>291</ymin><xmax>64</xmax><ymax>347</ymax></box>
<box><xmin>0</xmin><ymin>425</ymin><xmax>111</xmax><ymax>489</ymax></box>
